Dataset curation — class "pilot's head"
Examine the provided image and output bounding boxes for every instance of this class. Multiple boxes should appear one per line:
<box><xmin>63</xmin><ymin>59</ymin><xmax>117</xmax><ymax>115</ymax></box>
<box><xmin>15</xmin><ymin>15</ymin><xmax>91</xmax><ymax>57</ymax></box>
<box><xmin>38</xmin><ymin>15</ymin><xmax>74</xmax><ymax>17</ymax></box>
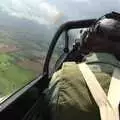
<box><xmin>82</xmin><ymin>12</ymin><xmax>120</xmax><ymax>58</ymax></box>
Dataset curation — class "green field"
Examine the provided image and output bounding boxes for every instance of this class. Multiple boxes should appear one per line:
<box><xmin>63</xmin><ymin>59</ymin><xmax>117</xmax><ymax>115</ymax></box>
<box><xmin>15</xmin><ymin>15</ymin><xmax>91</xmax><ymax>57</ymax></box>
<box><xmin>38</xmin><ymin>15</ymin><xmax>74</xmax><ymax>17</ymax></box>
<box><xmin>0</xmin><ymin>53</ymin><xmax>36</xmax><ymax>98</ymax></box>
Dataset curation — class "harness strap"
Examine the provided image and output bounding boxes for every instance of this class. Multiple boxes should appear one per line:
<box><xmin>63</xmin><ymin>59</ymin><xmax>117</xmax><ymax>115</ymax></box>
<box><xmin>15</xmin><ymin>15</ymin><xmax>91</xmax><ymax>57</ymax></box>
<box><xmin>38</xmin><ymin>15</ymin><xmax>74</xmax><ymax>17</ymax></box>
<box><xmin>78</xmin><ymin>63</ymin><xmax>118</xmax><ymax>120</ymax></box>
<box><xmin>108</xmin><ymin>68</ymin><xmax>120</xmax><ymax>120</ymax></box>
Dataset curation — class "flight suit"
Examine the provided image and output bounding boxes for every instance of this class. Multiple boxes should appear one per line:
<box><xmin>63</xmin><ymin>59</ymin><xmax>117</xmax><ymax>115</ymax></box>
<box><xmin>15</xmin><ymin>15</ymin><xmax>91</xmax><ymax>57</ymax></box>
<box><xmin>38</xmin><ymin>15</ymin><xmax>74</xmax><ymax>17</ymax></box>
<box><xmin>46</xmin><ymin>52</ymin><xmax>120</xmax><ymax>120</ymax></box>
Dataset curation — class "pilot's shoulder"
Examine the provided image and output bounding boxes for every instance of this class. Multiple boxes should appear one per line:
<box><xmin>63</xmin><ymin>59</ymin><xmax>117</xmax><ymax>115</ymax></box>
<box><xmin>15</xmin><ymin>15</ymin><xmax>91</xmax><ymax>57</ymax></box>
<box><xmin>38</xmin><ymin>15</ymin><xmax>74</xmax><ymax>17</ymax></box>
<box><xmin>61</xmin><ymin>62</ymin><xmax>83</xmax><ymax>78</ymax></box>
<box><xmin>50</xmin><ymin>62</ymin><xmax>80</xmax><ymax>84</ymax></box>
<box><xmin>62</xmin><ymin>62</ymin><xmax>77</xmax><ymax>68</ymax></box>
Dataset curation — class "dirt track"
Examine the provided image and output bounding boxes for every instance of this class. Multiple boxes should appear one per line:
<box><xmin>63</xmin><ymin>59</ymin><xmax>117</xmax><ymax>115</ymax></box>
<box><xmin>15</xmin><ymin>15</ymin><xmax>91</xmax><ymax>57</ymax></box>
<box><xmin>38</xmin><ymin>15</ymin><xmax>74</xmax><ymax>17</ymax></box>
<box><xmin>17</xmin><ymin>59</ymin><xmax>44</xmax><ymax>73</ymax></box>
<box><xmin>0</xmin><ymin>43</ymin><xmax>19</xmax><ymax>53</ymax></box>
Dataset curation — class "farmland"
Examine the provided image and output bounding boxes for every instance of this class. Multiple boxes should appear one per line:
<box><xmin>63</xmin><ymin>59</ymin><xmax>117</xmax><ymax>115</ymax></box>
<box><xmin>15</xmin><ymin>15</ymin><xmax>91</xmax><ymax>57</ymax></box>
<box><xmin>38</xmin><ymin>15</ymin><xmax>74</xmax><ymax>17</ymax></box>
<box><xmin>0</xmin><ymin>52</ymin><xmax>36</xmax><ymax>98</ymax></box>
<box><xmin>0</xmin><ymin>39</ymin><xmax>48</xmax><ymax>99</ymax></box>
<box><xmin>0</xmin><ymin>11</ymin><xmax>54</xmax><ymax>101</ymax></box>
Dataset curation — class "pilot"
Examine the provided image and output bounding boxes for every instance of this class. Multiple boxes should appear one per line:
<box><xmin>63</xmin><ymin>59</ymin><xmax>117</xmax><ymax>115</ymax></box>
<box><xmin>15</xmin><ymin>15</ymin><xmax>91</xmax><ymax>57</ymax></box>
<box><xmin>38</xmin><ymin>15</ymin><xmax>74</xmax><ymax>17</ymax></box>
<box><xmin>46</xmin><ymin>12</ymin><xmax>120</xmax><ymax>120</ymax></box>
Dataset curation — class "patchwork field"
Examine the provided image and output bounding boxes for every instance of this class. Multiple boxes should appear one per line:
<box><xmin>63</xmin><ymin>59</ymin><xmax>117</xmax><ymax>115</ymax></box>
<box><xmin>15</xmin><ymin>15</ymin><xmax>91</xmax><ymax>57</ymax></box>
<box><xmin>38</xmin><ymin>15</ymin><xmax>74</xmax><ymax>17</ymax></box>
<box><xmin>0</xmin><ymin>53</ymin><xmax>36</xmax><ymax>98</ymax></box>
<box><xmin>0</xmin><ymin>12</ymin><xmax>53</xmax><ymax>102</ymax></box>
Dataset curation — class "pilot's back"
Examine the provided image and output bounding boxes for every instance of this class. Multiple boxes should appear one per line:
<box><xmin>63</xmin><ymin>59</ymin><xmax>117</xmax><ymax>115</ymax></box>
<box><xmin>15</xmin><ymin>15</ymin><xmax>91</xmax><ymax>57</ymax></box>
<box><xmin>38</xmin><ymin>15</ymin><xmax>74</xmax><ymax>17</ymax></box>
<box><xmin>47</xmin><ymin>52</ymin><xmax>120</xmax><ymax>120</ymax></box>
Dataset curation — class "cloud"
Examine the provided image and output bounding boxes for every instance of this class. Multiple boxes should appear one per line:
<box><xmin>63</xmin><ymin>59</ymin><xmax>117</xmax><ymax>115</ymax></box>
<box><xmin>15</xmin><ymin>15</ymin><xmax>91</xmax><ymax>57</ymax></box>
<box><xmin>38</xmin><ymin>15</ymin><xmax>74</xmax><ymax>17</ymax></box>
<box><xmin>0</xmin><ymin>0</ymin><xmax>120</xmax><ymax>25</ymax></box>
<box><xmin>50</xmin><ymin>0</ymin><xmax>120</xmax><ymax>20</ymax></box>
<box><xmin>0</xmin><ymin>0</ymin><xmax>62</xmax><ymax>25</ymax></box>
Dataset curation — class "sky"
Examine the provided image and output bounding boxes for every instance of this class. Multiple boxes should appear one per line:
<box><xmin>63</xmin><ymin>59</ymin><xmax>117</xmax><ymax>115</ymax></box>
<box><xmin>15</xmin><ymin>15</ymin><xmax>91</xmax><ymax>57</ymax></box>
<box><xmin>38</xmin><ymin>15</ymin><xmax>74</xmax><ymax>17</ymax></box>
<box><xmin>0</xmin><ymin>0</ymin><xmax>120</xmax><ymax>25</ymax></box>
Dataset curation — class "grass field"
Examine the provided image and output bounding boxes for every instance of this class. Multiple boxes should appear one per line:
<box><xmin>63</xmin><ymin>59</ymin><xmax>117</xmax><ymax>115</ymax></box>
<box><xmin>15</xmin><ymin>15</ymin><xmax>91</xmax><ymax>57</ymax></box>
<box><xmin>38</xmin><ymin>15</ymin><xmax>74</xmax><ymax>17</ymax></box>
<box><xmin>0</xmin><ymin>53</ymin><xmax>36</xmax><ymax>98</ymax></box>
